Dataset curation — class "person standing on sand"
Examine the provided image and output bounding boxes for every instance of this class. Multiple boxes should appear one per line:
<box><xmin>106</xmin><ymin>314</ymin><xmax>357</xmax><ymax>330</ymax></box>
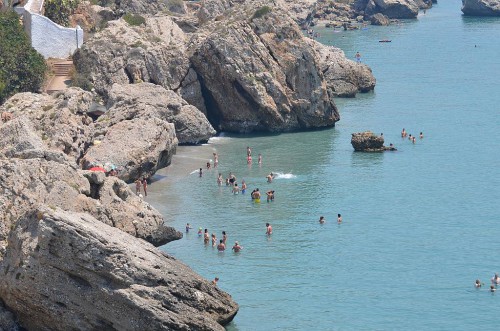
<box><xmin>266</xmin><ymin>223</ymin><xmax>273</xmax><ymax>235</ymax></box>
<box><xmin>217</xmin><ymin>240</ymin><xmax>226</xmax><ymax>252</ymax></box>
<box><xmin>135</xmin><ymin>178</ymin><xmax>141</xmax><ymax>195</ymax></box>
<box><xmin>142</xmin><ymin>177</ymin><xmax>148</xmax><ymax>196</ymax></box>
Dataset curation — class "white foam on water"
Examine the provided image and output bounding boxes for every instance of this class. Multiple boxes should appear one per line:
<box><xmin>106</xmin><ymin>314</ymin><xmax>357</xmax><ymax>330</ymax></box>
<box><xmin>273</xmin><ymin>172</ymin><xmax>296</xmax><ymax>179</ymax></box>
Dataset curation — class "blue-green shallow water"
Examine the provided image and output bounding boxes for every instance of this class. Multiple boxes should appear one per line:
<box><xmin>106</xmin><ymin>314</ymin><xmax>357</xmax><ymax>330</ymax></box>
<box><xmin>147</xmin><ymin>1</ymin><xmax>500</xmax><ymax>329</ymax></box>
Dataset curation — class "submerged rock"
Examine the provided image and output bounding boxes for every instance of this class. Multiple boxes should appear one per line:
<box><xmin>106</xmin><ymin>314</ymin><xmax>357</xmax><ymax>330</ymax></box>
<box><xmin>0</xmin><ymin>208</ymin><xmax>238</xmax><ymax>331</ymax></box>
<box><xmin>462</xmin><ymin>0</ymin><xmax>500</xmax><ymax>16</ymax></box>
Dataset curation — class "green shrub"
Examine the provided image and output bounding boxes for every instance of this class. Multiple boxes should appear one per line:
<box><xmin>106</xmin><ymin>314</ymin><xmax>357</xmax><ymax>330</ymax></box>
<box><xmin>44</xmin><ymin>0</ymin><xmax>80</xmax><ymax>27</ymax></box>
<box><xmin>123</xmin><ymin>13</ymin><xmax>146</xmax><ymax>26</ymax></box>
<box><xmin>0</xmin><ymin>11</ymin><xmax>47</xmax><ymax>104</ymax></box>
<box><xmin>252</xmin><ymin>6</ymin><xmax>272</xmax><ymax>20</ymax></box>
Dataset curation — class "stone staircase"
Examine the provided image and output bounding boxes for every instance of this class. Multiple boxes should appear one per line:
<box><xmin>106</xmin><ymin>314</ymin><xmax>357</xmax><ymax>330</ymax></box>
<box><xmin>46</xmin><ymin>59</ymin><xmax>74</xmax><ymax>94</ymax></box>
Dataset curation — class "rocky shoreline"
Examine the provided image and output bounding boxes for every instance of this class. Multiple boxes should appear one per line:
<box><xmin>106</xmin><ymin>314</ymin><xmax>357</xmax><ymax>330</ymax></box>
<box><xmin>0</xmin><ymin>0</ymin><xmax>442</xmax><ymax>329</ymax></box>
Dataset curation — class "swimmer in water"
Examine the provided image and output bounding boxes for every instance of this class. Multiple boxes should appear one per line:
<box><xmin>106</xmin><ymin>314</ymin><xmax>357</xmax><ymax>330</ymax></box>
<box><xmin>337</xmin><ymin>214</ymin><xmax>342</xmax><ymax>223</ymax></box>
<box><xmin>186</xmin><ymin>223</ymin><xmax>193</xmax><ymax>233</ymax></box>
<box><xmin>198</xmin><ymin>227</ymin><xmax>202</xmax><ymax>237</ymax></box>
<box><xmin>247</xmin><ymin>146</ymin><xmax>252</xmax><ymax>157</ymax></box>
<box><xmin>266</xmin><ymin>190</ymin><xmax>275</xmax><ymax>202</ymax></box>
<box><xmin>232</xmin><ymin>183</ymin><xmax>240</xmax><ymax>194</ymax></box>
<box><xmin>412</xmin><ymin>136</ymin><xmax>416</xmax><ymax>144</ymax></box>
<box><xmin>491</xmin><ymin>273</ymin><xmax>500</xmax><ymax>285</ymax></box>
<box><xmin>490</xmin><ymin>285</ymin><xmax>496</xmax><ymax>292</ymax></box>
<box><xmin>247</xmin><ymin>155</ymin><xmax>252</xmax><ymax>164</ymax></box>
<box><xmin>217</xmin><ymin>239</ymin><xmax>226</xmax><ymax>252</ymax></box>
<box><xmin>232</xmin><ymin>241</ymin><xmax>242</xmax><ymax>252</ymax></box>
<box><xmin>266</xmin><ymin>223</ymin><xmax>273</xmax><ymax>235</ymax></box>
<box><xmin>206</xmin><ymin>162</ymin><xmax>211</xmax><ymax>170</ymax></box>
<box><xmin>204</xmin><ymin>229</ymin><xmax>209</xmax><ymax>244</ymax></box>
<box><xmin>258</xmin><ymin>154</ymin><xmax>262</xmax><ymax>164</ymax></box>
<box><xmin>408</xmin><ymin>134</ymin><xmax>412</xmax><ymax>141</ymax></box>
<box><xmin>401</xmin><ymin>128</ymin><xmax>407</xmax><ymax>138</ymax></box>
<box><xmin>420</xmin><ymin>132</ymin><xmax>424</xmax><ymax>139</ymax></box>
<box><xmin>213</xmin><ymin>153</ymin><xmax>219</xmax><ymax>168</ymax></box>
<box><xmin>211</xmin><ymin>233</ymin><xmax>217</xmax><ymax>247</ymax></box>
<box><xmin>217</xmin><ymin>173</ymin><xmax>223</xmax><ymax>186</ymax></box>
<box><xmin>266</xmin><ymin>173</ymin><xmax>274</xmax><ymax>183</ymax></box>
<box><xmin>241</xmin><ymin>180</ymin><xmax>247</xmax><ymax>193</ymax></box>
<box><xmin>319</xmin><ymin>216</ymin><xmax>325</xmax><ymax>224</ymax></box>
<box><xmin>252</xmin><ymin>188</ymin><xmax>261</xmax><ymax>200</ymax></box>
<box><xmin>475</xmin><ymin>279</ymin><xmax>482</xmax><ymax>288</ymax></box>
<box><xmin>199</xmin><ymin>168</ymin><xmax>203</xmax><ymax>177</ymax></box>
<box><xmin>222</xmin><ymin>231</ymin><xmax>227</xmax><ymax>245</ymax></box>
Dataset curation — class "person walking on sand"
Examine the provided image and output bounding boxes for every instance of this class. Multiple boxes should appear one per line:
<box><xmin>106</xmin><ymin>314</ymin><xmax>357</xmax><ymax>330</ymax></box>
<box><xmin>142</xmin><ymin>177</ymin><xmax>148</xmax><ymax>196</ymax></box>
<box><xmin>217</xmin><ymin>239</ymin><xmax>226</xmax><ymax>252</ymax></box>
<box><xmin>355</xmin><ymin>51</ymin><xmax>361</xmax><ymax>63</ymax></box>
<box><xmin>232</xmin><ymin>241</ymin><xmax>243</xmax><ymax>252</ymax></box>
<box><xmin>135</xmin><ymin>178</ymin><xmax>141</xmax><ymax>195</ymax></box>
<box><xmin>266</xmin><ymin>223</ymin><xmax>273</xmax><ymax>235</ymax></box>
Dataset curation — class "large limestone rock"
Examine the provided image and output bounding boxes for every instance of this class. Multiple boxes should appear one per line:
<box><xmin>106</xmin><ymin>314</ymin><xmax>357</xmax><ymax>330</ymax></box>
<box><xmin>351</xmin><ymin>131</ymin><xmax>385</xmax><ymax>151</ymax></box>
<box><xmin>0</xmin><ymin>208</ymin><xmax>238</xmax><ymax>331</ymax></box>
<box><xmin>82</xmin><ymin>116</ymin><xmax>178</xmax><ymax>183</ymax></box>
<box><xmin>370</xmin><ymin>12</ymin><xmax>391</xmax><ymax>25</ymax></box>
<box><xmin>0</xmin><ymin>89</ymin><xmax>95</xmax><ymax>163</ymax></box>
<box><xmin>0</xmin><ymin>118</ymin><xmax>181</xmax><ymax>251</ymax></box>
<box><xmin>190</xmin><ymin>1</ymin><xmax>339</xmax><ymax>132</ymax></box>
<box><xmin>74</xmin><ymin>16</ymin><xmax>204</xmax><ymax>110</ymax></box>
<box><xmin>104</xmin><ymin>83</ymin><xmax>215</xmax><ymax>144</ymax></box>
<box><xmin>363</xmin><ymin>0</ymin><xmax>419</xmax><ymax>18</ymax></box>
<box><xmin>310</xmin><ymin>40</ymin><xmax>376</xmax><ymax>97</ymax></box>
<box><xmin>462</xmin><ymin>0</ymin><xmax>500</xmax><ymax>16</ymax></box>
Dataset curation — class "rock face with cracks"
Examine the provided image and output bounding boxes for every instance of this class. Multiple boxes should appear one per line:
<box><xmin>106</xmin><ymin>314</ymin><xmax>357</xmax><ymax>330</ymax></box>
<box><xmin>462</xmin><ymin>0</ymin><xmax>500</xmax><ymax>16</ymax></box>
<box><xmin>0</xmin><ymin>208</ymin><xmax>238</xmax><ymax>331</ymax></box>
<box><xmin>351</xmin><ymin>131</ymin><xmax>386</xmax><ymax>152</ymax></box>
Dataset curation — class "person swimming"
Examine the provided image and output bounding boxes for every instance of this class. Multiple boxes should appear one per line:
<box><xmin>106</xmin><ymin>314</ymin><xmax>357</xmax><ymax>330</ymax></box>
<box><xmin>337</xmin><ymin>214</ymin><xmax>342</xmax><ymax>223</ymax></box>
<box><xmin>204</xmin><ymin>229</ymin><xmax>209</xmax><ymax>244</ymax></box>
<box><xmin>217</xmin><ymin>173</ymin><xmax>223</xmax><ymax>186</ymax></box>
<box><xmin>198</xmin><ymin>227</ymin><xmax>202</xmax><ymax>237</ymax></box>
<box><xmin>186</xmin><ymin>223</ymin><xmax>193</xmax><ymax>233</ymax></box>
<box><xmin>319</xmin><ymin>216</ymin><xmax>325</xmax><ymax>224</ymax></box>
<box><xmin>266</xmin><ymin>173</ymin><xmax>274</xmax><ymax>183</ymax></box>
<box><xmin>241</xmin><ymin>180</ymin><xmax>247</xmax><ymax>193</ymax></box>
<box><xmin>266</xmin><ymin>223</ymin><xmax>273</xmax><ymax>235</ymax></box>
<box><xmin>252</xmin><ymin>188</ymin><xmax>261</xmax><ymax>200</ymax></box>
<box><xmin>217</xmin><ymin>239</ymin><xmax>226</xmax><ymax>252</ymax></box>
<box><xmin>491</xmin><ymin>273</ymin><xmax>500</xmax><ymax>285</ymax></box>
<box><xmin>232</xmin><ymin>241</ymin><xmax>242</xmax><ymax>252</ymax></box>
<box><xmin>475</xmin><ymin>279</ymin><xmax>482</xmax><ymax>288</ymax></box>
<box><xmin>232</xmin><ymin>183</ymin><xmax>240</xmax><ymax>194</ymax></box>
<box><xmin>222</xmin><ymin>231</ymin><xmax>227</xmax><ymax>245</ymax></box>
<box><xmin>266</xmin><ymin>190</ymin><xmax>275</xmax><ymax>202</ymax></box>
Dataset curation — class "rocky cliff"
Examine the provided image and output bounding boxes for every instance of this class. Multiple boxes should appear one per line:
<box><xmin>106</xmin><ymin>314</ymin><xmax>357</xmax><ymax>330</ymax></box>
<box><xmin>462</xmin><ymin>0</ymin><xmax>500</xmax><ymax>16</ymax></box>
<box><xmin>0</xmin><ymin>105</ymin><xmax>238</xmax><ymax>330</ymax></box>
<box><xmin>75</xmin><ymin>0</ymin><xmax>376</xmax><ymax>133</ymax></box>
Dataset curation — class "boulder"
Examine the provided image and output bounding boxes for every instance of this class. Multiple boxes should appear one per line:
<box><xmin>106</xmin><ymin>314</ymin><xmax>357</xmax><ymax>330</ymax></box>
<box><xmin>462</xmin><ymin>0</ymin><xmax>500</xmax><ymax>16</ymax></box>
<box><xmin>0</xmin><ymin>89</ymin><xmax>95</xmax><ymax>163</ymax></box>
<box><xmin>309</xmin><ymin>40</ymin><xmax>376</xmax><ymax>97</ymax></box>
<box><xmin>370</xmin><ymin>12</ymin><xmax>391</xmax><ymax>25</ymax></box>
<box><xmin>82</xmin><ymin>116</ymin><xmax>178</xmax><ymax>183</ymax></box>
<box><xmin>364</xmin><ymin>0</ymin><xmax>419</xmax><ymax>19</ymax></box>
<box><xmin>0</xmin><ymin>208</ymin><xmax>238</xmax><ymax>331</ymax></box>
<box><xmin>104</xmin><ymin>83</ymin><xmax>215</xmax><ymax>144</ymax></box>
<box><xmin>351</xmin><ymin>131</ymin><xmax>385</xmax><ymax>152</ymax></box>
<box><xmin>190</xmin><ymin>2</ymin><xmax>339</xmax><ymax>132</ymax></box>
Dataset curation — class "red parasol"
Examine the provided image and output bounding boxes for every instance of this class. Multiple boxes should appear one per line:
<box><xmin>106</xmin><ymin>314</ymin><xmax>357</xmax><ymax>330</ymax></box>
<box><xmin>89</xmin><ymin>166</ymin><xmax>106</xmax><ymax>172</ymax></box>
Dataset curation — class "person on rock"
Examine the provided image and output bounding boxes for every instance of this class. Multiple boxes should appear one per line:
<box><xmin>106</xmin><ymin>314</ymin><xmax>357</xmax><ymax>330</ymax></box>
<box><xmin>135</xmin><ymin>178</ymin><xmax>141</xmax><ymax>195</ymax></box>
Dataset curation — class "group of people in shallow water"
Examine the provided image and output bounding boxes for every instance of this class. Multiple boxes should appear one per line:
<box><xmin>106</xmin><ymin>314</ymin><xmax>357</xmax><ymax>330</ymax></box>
<box><xmin>475</xmin><ymin>273</ymin><xmax>500</xmax><ymax>292</ymax></box>
<box><xmin>401</xmin><ymin>128</ymin><xmax>424</xmax><ymax>144</ymax></box>
<box><xmin>318</xmin><ymin>214</ymin><xmax>342</xmax><ymax>224</ymax></box>
<box><xmin>185</xmin><ymin>225</ymin><xmax>244</xmax><ymax>253</ymax></box>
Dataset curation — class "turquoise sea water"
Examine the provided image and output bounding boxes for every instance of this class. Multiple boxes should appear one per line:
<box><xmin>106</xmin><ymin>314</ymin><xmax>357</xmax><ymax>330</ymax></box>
<box><xmin>148</xmin><ymin>1</ymin><xmax>500</xmax><ymax>329</ymax></box>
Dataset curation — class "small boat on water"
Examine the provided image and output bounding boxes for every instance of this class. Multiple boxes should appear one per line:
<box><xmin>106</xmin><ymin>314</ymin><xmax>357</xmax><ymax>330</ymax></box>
<box><xmin>379</xmin><ymin>40</ymin><xmax>392</xmax><ymax>42</ymax></box>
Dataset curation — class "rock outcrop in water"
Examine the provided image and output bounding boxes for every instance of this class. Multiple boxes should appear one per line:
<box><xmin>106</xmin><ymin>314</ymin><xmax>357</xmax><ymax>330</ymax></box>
<box><xmin>461</xmin><ymin>0</ymin><xmax>500</xmax><ymax>16</ymax></box>
<box><xmin>362</xmin><ymin>0</ymin><xmax>420</xmax><ymax>19</ymax></box>
<box><xmin>351</xmin><ymin>131</ymin><xmax>387</xmax><ymax>152</ymax></box>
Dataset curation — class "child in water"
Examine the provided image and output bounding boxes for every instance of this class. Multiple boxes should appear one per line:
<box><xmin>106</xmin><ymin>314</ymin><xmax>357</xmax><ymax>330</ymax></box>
<box><xmin>186</xmin><ymin>223</ymin><xmax>193</xmax><ymax>233</ymax></box>
<box><xmin>198</xmin><ymin>227</ymin><xmax>203</xmax><ymax>237</ymax></box>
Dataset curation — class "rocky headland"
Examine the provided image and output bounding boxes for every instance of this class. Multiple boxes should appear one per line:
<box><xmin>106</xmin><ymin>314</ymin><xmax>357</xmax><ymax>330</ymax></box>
<box><xmin>461</xmin><ymin>0</ymin><xmax>500</xmax><ymax>16</ymax></box>
<box><xmin>1</xmin><ymin>0</ymin><xmax>382</xmax><ymax>329</ymax></box>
